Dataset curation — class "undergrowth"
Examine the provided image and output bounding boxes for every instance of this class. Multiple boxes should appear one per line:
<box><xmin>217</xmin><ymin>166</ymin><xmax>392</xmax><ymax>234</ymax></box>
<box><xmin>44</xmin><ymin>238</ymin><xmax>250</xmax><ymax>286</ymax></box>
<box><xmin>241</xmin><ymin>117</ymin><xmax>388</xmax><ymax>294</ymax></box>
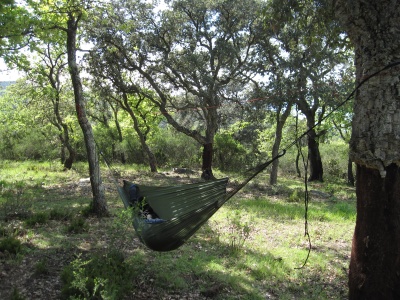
<box><xmin>0</xmin><ymin>160</ymin><xmax>356</xmax><ymax>300</ymax></box>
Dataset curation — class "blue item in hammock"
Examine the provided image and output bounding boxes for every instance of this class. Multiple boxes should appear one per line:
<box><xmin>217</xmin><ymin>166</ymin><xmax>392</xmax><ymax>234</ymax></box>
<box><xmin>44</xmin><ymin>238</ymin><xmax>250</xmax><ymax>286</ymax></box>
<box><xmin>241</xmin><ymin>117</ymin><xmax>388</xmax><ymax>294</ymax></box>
<box><xmin>144</xmin><ymin>218</ymin><xmax>166</xmax><ymax>224</ymax></box>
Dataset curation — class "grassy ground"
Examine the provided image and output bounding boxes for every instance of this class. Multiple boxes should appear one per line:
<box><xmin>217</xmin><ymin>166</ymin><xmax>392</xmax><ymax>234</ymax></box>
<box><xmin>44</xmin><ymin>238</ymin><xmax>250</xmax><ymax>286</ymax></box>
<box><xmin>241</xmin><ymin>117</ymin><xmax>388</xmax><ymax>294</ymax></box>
<box><xmin>0</xmin><ymin>160</ymin><xmax>355</xmax><ymax>299</ymax></box>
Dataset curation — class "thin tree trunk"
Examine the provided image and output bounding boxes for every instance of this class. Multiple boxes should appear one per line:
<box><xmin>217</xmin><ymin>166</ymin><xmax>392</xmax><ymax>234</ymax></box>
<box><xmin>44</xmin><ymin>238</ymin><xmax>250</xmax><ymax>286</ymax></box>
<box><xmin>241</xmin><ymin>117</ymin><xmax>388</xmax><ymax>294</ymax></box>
<box><xmin>270</xmin><ymin>104</ymin><xmax>292</xmax><ymax>185</ymax></box>
<box><xmin>347</xmin><ymin>157</ymin><xmax>354</xmax><ymax>186</ymax></box>
<box><xmin>123</xmin><ymin>93</ymin><xmax>157</xmax><ymax>172</ymax></box>
<box><xmin>60</xmin><ymin>136</ymin><xmax>66</xmax><ymax>164</ymax></box>
<box><xmin>66</xmin><ymin>13</ymin><xmax>107</xmax><ymax>216</ymax></box>
<box><xmin>61</xmin><ymin>123</ymin><xmax>76</xmax><ymax>169</ymax></box>
<box><xmin>112</xmin><ymin>106</ymin><xmax>125</xmax><ymax>164</ymax></box>
<box><xmin>295</xmin><ymin>145</ymin><xmax>301</xmax><ymax>178</ymax></box>
<box><xmin>53</xmin><ymin>99</ymin><xmax>76</xmax><ymax>169</ymax></box>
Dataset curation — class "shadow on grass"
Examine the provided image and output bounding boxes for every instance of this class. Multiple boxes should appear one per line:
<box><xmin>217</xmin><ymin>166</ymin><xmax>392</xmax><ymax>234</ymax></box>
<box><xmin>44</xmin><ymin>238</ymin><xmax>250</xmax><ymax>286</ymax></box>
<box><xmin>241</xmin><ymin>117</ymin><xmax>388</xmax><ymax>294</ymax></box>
<box><xmin>226</xmin><ymin>197</ymin><xmax>356</xmax><ymax>223</ymax></box>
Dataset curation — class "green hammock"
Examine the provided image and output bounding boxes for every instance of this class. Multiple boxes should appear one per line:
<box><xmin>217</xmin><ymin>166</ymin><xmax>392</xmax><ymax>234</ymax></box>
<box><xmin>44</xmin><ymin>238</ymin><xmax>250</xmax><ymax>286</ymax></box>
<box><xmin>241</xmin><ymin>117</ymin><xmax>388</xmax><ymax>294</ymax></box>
<box><xmin>118</xmin><ymin>178</ymin><xmax>229</xmax><ymax>251</ymax></box>
<box><xmin>116</xmin><ymin>151</ymin><xmax>286</xmax><ymax>252</ymax></box>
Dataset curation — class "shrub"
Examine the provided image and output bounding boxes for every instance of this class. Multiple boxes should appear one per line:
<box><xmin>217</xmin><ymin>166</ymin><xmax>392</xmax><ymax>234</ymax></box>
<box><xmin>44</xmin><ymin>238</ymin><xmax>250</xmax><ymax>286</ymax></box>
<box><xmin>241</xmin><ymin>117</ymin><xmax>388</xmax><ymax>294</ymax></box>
<box><xmin>61</xmin><ymin>250</ymin><xmax>134</xmax><ymax>299</ymax></box>
<box><xmin>288</xmin><ymin>188</ymin><xmax>303</xmax><ymax>203</ymax></box>
<box><xmin>0</xmin><ymin>236</ymin><xmax>22</xmax><ymax>255</ymax></box>
<box><xmin>81</xmin><ymin>203</ymin><xmax>95</xmax><ymax>218</ymax></box>
<box><xmin>326</xmin><ymin>158</ymin><xmax>342</xmax><ymax>178</ymax></box>
<box><xmin>214</xmin><ymin>133</ymin><xmax>247</xmax><ymax>172</ymax></box>
<box><xmin>10</xmin><ymin>287</ymin><xmax>26</xmax><ymax>300</ymax></box>
<box><xmin>49</xmin><ymin>208</ymin><xmax>72</xmax><ymax>221</ymax></box>
<box><xmin>149</xmin><ymin>128</ymin><xmax>199</xmax><ymax>168</ymax></box>
<box><xmin>66</xmin><ymin>217</ymin><xmax>88</xmax><ymax>234</ymax></box>
<box><xmin>34</xmin><ymin>259</ymin><xmax>50</xmax><ymax>276</ymax></box>
<box><xmin>24</xmin><ymin>212</ymin><xmax>49</xmax><ymax>227</ymax></box>
<box><xmin>0</xmin><ymin>225</ymin><xmax>7</xmax><ymax>237</ymax></box>
<box><xmin>0</xmin><ymin>183</ymin><xmax>32</xmax><ymax>222</ymax></box>
<box><xmin>225</xmin><ymin>210</ymin><xmax>252</xmax><ymax>253</ymax></box>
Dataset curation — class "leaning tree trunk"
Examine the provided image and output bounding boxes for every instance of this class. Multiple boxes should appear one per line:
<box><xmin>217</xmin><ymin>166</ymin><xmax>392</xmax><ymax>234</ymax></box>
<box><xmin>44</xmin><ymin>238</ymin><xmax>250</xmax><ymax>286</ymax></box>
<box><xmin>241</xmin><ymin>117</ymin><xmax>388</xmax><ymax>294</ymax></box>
<box><xmin>123</xmin><ymin>94</ymin><xmax>157</xmax><ymax>172</ymax></box>
<box><xmin>270</xmin><ymin>104</ymin><xmax>292</xmax><ymax>185</ymax></box>
<box><xmin>336</xmin><ymin>1</ymin><xmax>400</xmax><ymax>298</ymax></box>
<box><xmin>66</xmin><ymin>13</ymin><xmax>107</xmax><ymax>216</ymax></box>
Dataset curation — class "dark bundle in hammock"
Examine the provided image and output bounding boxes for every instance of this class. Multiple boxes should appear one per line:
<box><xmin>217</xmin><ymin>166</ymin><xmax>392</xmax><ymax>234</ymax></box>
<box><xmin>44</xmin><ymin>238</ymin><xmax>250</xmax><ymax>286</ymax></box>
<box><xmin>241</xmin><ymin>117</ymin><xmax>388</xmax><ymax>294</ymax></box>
<box><xmin>118</xmin><ymin>178</ymin><xmax>229</xmax><ymax>252</ymax></box>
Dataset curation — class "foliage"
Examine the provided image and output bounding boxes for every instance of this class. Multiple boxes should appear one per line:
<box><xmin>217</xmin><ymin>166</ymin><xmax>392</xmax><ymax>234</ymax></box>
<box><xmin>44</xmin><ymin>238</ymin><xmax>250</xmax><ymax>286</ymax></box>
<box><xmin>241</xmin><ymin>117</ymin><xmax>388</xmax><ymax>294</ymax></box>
<box><xmin>225</xmin><ymin>209</ymin><xmax>252</xmax><ymax>253</ymax></box>
<box><xmin>85</xmin><ymin>0</ymin><xmax>266</xmax><ymax>175</ymax></box>
<box><xmin>0</xmin><ymin>0</ymin><xmax>33</xmax><ymax>63</ymax></box>
<box><xmin>0</xmin><ymin>181</ymin><xmax>32</xmax><ymax>222</ymax></box>
<box><xmin>0</xmin><ymin>236</ymin><xmax>22</xmax><ymax>255</ymax></box>
<box><xmin>60</xmin><ymin>250</ymin><xmax>135</xmax><ymax>300</ymax></box>
<box><xmin>0</xmin><ymin>161</ymin><xmax>356</xmax><ymax>299</ymax></box>
<box><xmin>149</xmin><ymin>127</ymin><xmax>200</xmax><ymax>168</ymax></box>
<box><xmin>66</xmin><ymin>217</ymin><xmax>88</xmax><ymax>234</ymax></box>
<box><xmin>108</xmin><ymin>207</ymin><xmax>136</xmax><ymax>252</ymax></box>
<box><xmin>49</xmin><ymin>208</ymin><xmax>73</xmax><ymax>221</ymax></box>
<box><xmin>10</xmin><ymin>287</ymin><xmax>26</xmax><ymax>300</ymax></box>
<box><xmin>288</xmin><ymin>188</ymin><xmax>303</xmax><ymax>203</ymax></box>
<box><xmin>34</xmin><ymin>259</ymin><xmax>50</xmax><ymax>276</ymax></box>
<box><xmin>0</xmin><ymin>79</ymin><xmax>83</xmax><ymax>162</ymax></box>
<box><xmin>24</xmin><ymin>212</ymin><xmax>49</xmax><ymax>227</ymax></box>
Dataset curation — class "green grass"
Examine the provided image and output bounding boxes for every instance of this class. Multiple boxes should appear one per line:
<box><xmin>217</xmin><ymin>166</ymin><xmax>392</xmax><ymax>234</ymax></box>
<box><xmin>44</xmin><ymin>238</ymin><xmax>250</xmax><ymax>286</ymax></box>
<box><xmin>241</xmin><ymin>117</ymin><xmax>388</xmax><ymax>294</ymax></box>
<box><xmin>0</xmin><ymin>160</ymin><xmax>355</xmax><ymax>299</ymax></box>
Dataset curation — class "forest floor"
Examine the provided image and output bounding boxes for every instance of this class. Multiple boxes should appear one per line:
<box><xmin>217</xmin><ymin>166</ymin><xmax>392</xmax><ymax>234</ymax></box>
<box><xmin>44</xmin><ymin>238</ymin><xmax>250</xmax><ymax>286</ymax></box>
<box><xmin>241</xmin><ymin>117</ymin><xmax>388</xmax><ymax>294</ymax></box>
<box><xmin>0</xmin><ymin>162</ymin><xmax>355</xmax><ymax>300</ymax></box>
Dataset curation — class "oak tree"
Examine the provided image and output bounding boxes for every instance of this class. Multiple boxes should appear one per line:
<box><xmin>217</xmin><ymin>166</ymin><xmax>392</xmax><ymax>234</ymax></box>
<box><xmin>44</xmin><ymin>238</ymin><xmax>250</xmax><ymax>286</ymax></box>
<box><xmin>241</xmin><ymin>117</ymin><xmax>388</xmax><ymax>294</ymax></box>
<box><xmin>336</xmin><ymin>0</ymin><xmax>400</xmax><ymax>298</ymax></box>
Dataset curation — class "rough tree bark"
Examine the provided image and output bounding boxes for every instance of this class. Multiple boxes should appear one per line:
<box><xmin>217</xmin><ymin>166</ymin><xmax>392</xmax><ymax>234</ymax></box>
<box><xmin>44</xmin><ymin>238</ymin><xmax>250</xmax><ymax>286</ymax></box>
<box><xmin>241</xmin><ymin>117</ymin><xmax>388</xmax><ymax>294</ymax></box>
<box><xmin>66</xmin><ymin>12</ymin><xmax>107</xmax><ymax>216</ymax></box>
<box><xmin>336</xmin><ymin>1</ymin><xmax>400</xmax><ymax>298</ymax></box>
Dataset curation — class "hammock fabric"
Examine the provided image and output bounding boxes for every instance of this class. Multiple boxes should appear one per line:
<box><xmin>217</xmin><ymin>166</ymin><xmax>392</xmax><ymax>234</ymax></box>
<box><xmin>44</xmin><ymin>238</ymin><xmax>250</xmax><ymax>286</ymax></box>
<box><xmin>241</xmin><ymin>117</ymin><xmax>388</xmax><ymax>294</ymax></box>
<box><xmin>118</xmin><ymin>178</ymin><xmax>229</xmax><ymax>251</ymax></box>
<box><xmin>116</xmin><ymin>151</ymin><xmax>286</xmax><ymax>252</ymax></box>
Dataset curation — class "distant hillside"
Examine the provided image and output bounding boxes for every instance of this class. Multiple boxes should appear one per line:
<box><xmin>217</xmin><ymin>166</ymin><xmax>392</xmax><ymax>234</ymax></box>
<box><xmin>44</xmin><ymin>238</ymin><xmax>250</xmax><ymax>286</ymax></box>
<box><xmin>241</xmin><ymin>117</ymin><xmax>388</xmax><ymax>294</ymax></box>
<box><xmin>0</xmin><ymin>81</ymin><xmax>16</xmax><ymax>94</ymax></box>
<box><xmin>0</xmin><ymin>81</ymin><xmax>16</xmax><ymax>88</ymax></box>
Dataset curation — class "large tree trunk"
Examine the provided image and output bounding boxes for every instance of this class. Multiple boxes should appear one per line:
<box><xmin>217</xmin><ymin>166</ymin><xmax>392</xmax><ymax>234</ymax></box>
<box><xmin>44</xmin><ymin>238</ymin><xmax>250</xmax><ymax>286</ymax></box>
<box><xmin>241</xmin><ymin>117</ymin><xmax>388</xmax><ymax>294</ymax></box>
<box><xmin>349</xmin><ymin>164</ymin><xmax>400</xmax><ymax>299</ymax></box>
<box><xmin>66</xmin><ymin>13</ymin><xmax>107</xmax><ymax>216</ymax></box>
<box><xmin>298</xmin><ymin>104</ymin><xmax>324</xmax><ymax>182</ymax></box>
<box><xmin>335</xmin><ymin>1</ymin><xmax>400</xmax><ymax>297</ymax></box>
